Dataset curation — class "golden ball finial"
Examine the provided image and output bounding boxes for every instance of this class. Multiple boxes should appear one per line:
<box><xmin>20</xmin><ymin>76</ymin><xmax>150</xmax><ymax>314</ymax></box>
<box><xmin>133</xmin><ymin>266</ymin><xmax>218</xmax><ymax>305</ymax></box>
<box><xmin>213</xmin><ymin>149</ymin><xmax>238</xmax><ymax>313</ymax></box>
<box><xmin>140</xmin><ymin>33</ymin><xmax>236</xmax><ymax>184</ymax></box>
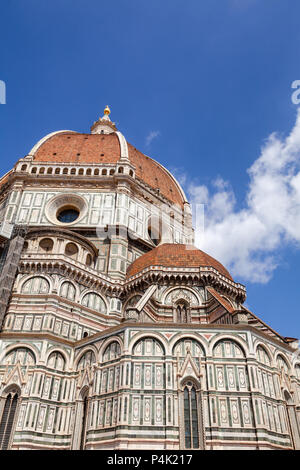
<box><xmin>104</xmin><ymin>105</ymin><xmax>111</xmax><ymax>116</ymax></box>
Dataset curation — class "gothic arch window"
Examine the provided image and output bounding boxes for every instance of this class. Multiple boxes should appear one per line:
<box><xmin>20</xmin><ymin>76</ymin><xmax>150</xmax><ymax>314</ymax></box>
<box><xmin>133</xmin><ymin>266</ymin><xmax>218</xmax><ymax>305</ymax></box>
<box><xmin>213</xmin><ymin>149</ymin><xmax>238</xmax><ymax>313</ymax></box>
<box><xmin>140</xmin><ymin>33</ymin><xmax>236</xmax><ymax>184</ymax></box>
<box><xmin>21</xmin><ymin>276</ymin><xmax>50</xmax><ymax>295</ymax></box>
<box><xmin>60</xmin><ymin>281</ymin><xmax>76</xmax><ymax>301</ymax></box>
<box><xmin>0</xmin><ymin>388</ymin><xmax>20</xmax><ymax>450</ymax></box>
<box><xmin>81</xmin><ymin>293</ymin><xmax>106</xmax><ymax>314</ymax></box>
<box><xmin>176</xmin><ymin>302</ymin><xmax>189</xmax><ymax>323</ymax></box>
<box><xmin>47</xmin><ymin>351</ymin><xmax>65</xmax><ymax>371</ymax></box>
<box><xmin>181</xmin><ymin>381</ymin><xmax>202</xmax><ymax>449</ymax></box>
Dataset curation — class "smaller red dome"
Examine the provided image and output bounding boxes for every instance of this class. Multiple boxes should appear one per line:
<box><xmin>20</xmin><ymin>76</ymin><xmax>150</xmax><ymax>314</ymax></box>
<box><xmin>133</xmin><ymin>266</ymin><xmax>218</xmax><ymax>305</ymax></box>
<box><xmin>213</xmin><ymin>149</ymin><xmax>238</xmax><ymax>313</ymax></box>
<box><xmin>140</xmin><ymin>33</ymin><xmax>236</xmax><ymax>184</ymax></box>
<box><xmin>127</xmin><ymin>243</ymin><xmax>233</xmax><ymax>280</ymax></box>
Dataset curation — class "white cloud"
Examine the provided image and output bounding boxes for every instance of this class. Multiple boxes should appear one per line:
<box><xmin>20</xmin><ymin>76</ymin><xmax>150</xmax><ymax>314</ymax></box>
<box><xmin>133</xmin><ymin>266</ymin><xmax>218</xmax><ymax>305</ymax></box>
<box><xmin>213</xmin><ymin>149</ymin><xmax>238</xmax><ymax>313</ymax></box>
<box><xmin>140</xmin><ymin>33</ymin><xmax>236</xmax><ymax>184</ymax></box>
<box><xmin>145</xmin><ymin>130</ymin><xmax>160</xmax><ymax>147</ymax></box>
<box><xmin>186</xmin><ymin>109</ymin><xmax>300</xmax><ymax>283</ymax></box>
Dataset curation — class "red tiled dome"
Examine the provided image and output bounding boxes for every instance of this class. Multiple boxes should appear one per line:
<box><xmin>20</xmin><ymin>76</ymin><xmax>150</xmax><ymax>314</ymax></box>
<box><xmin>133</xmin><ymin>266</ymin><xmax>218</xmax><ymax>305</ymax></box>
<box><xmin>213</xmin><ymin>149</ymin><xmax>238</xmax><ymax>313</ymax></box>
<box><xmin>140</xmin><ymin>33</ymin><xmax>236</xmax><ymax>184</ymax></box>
<box><xmin>127</xmin><ymin>243</ymin><xmax>233</xmax><ymax>281</ymax></box>
<box><xmin>32</xmin><ymin>132</ymin><xmax>185</xmax><ymax>208</ymax></box>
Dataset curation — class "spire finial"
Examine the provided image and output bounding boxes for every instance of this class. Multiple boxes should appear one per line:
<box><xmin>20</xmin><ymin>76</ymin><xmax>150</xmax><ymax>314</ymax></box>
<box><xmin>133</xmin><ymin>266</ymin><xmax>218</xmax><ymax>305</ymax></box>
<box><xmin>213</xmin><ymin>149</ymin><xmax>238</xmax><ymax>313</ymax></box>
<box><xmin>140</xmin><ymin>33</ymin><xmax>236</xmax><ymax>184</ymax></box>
<box><xmin>104</xmin><ymin>105</ymin><xmax>111</xmax><ymax>116</ymax></box>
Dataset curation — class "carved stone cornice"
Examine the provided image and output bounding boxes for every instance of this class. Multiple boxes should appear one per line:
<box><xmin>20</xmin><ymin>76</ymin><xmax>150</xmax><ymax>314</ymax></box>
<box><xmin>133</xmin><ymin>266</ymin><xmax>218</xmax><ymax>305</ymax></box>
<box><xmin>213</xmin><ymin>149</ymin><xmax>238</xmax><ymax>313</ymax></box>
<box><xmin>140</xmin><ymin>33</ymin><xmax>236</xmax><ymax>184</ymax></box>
<box><xmin>124</xmin><ymin>267</ymin><xmax>246</xmax><ymax>302</ymax></box>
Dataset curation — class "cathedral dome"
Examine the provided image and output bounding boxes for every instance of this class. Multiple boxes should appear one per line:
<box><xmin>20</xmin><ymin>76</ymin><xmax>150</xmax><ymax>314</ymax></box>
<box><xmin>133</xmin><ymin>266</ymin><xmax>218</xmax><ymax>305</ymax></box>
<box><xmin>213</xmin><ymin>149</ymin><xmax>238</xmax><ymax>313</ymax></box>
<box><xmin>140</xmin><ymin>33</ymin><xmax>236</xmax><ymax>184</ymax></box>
<box><xmin>29</xmin><ymin>128</ymin><xmax>186</xmax><ymax>209</ymax></box>
<box><xmin>127</xmin><ymin>243</ymin><xmax>233</xmax><ymax>280</ymax></box>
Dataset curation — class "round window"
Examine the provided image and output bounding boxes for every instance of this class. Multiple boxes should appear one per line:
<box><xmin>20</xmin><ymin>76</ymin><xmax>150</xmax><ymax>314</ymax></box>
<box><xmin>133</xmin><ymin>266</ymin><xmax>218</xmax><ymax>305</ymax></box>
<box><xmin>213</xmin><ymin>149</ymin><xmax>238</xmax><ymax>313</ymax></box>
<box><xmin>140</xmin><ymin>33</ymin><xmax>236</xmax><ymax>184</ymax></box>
<box><xmin>39</xmin><ymin>238</ymin><xmax>54</xmax><ymax>252</ymax></box>
<box><xmin>45</xmin><ymin>194</ymin><xmax>87</xmax><ymax>226</ymax></box>
<box><xmin>57</xmin><ymin>207</ymin><xmax>80</xmax><ymax>224</ymax></box>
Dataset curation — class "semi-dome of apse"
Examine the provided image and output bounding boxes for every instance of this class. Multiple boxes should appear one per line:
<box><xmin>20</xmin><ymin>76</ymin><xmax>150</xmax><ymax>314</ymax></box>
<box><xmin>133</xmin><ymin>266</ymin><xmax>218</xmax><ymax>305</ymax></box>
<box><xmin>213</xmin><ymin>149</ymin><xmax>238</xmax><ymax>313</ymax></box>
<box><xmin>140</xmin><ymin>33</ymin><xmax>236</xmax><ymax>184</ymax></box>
<box><xmin>127</xmin><ymin>243</ymin><xmax>234</xmax><ymax>281</ymax></box>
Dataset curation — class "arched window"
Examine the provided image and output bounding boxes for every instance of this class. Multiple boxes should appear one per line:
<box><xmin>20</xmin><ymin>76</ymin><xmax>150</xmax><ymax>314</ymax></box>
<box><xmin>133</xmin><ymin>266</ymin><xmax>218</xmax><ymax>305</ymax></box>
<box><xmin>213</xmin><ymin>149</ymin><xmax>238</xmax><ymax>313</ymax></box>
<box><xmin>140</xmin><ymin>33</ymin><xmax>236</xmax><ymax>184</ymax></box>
<box><xmin>183</xmin><ymin>381</ymin><xmax>200</xmax><ymax>449</ymax></box>
<box><xmin>176</xmin><ymin>303</ymin><xmax>188</xmax><ymax>323</ymax></box>
<box><xmin>60</xmin><ymin>282</ymin><xmax>76</xmax><ymax>301</ymax></box>
<box><xmin>47</xmin><ymin>352</ymin><xmax>65</xmax><ymax>371</ymax></box>
<box><xmin>257</xmin><ymin>345</ymin><xmax>271</xmax><ymax>366</ymax></box>
<box><xmin>103</xmin><ymin>342</ymin><xmax>121</xmax><ymax>362</ymax></box>
<box><xmin>22</xmin><ymin>277</ymin><xmax>50</xmax><ymax>294</ymax></box>
<box><xmin>0</xmin><ymin>391</ymin><xmax>19</xmax><ymax>450</ymax></box>
<box><xmin>81</xmin><ymin>293</ymin><xmax>106</xmax><ymax>314</ymax></box>
<box><xmin>277</xmin><ymin>355</ymin><xmax>290</xmax><ymax>372</ymax></box>
<box><xmin>4</xmin><ymin>348</ymin><xmax>35</xmax><ymax>375</ymax></box>
<box><xmin>133</xmin><ymin>337</ymin><xmax>165</xmax><ymax>357</ymax></box>
<box><xmin>4</xmin><ymin>348</ymin><xmax>35</xmax><ymax>366</ymax></box>
<box><xmin>213</xmin><ymin>340</ymin><xmax>245</xmax><ymax>358</ymax></box>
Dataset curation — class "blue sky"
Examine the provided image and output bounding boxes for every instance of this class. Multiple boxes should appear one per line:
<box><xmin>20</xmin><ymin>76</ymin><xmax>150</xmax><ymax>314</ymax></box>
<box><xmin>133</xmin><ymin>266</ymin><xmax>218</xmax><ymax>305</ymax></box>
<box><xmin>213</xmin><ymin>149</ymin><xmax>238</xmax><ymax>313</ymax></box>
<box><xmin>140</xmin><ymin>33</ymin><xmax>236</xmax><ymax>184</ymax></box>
<box><xmin>1</xmin><ymin>0</ymin><xmax>300</xmax><ymax>338</ymax></box>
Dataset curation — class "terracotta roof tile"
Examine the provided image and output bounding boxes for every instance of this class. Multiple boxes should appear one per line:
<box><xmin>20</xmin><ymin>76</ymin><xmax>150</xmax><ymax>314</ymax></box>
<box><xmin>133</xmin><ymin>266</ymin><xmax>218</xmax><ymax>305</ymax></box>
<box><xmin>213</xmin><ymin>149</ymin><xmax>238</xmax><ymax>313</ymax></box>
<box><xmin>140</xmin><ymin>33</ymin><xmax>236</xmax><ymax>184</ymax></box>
<box><xmin>127</xmin><ymin>143</ymin><xmax>184</xmax><ymax>208</ymax></box>
<box><xmin>127</xmin><ymin>243</ymin><xmax>233</xmax><ymax>280</ymax></box>
<box><xmin>34</xmin><ymin>133</ymin><xmax>120</xmax><ymax>164</ymax></box>
<box><xmin>33</xmin><ymin>132</ymin><xmax>184</xmax><ymax>208</ymax></box>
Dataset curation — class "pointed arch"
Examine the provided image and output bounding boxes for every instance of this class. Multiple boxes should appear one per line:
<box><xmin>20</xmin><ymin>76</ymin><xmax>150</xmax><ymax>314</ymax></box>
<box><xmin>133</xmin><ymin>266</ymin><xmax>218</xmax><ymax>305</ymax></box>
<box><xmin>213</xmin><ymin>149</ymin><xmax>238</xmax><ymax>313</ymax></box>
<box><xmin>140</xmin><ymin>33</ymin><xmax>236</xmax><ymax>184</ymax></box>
<box><xmin>0</xmin><ymin>385</ymin><xmax>21</xmax><ymax>450</ymax></box>
<box><xmin>178</xmin><ymin>378</ymin><xmax>205</xmax><ymax>450</ymax></box>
